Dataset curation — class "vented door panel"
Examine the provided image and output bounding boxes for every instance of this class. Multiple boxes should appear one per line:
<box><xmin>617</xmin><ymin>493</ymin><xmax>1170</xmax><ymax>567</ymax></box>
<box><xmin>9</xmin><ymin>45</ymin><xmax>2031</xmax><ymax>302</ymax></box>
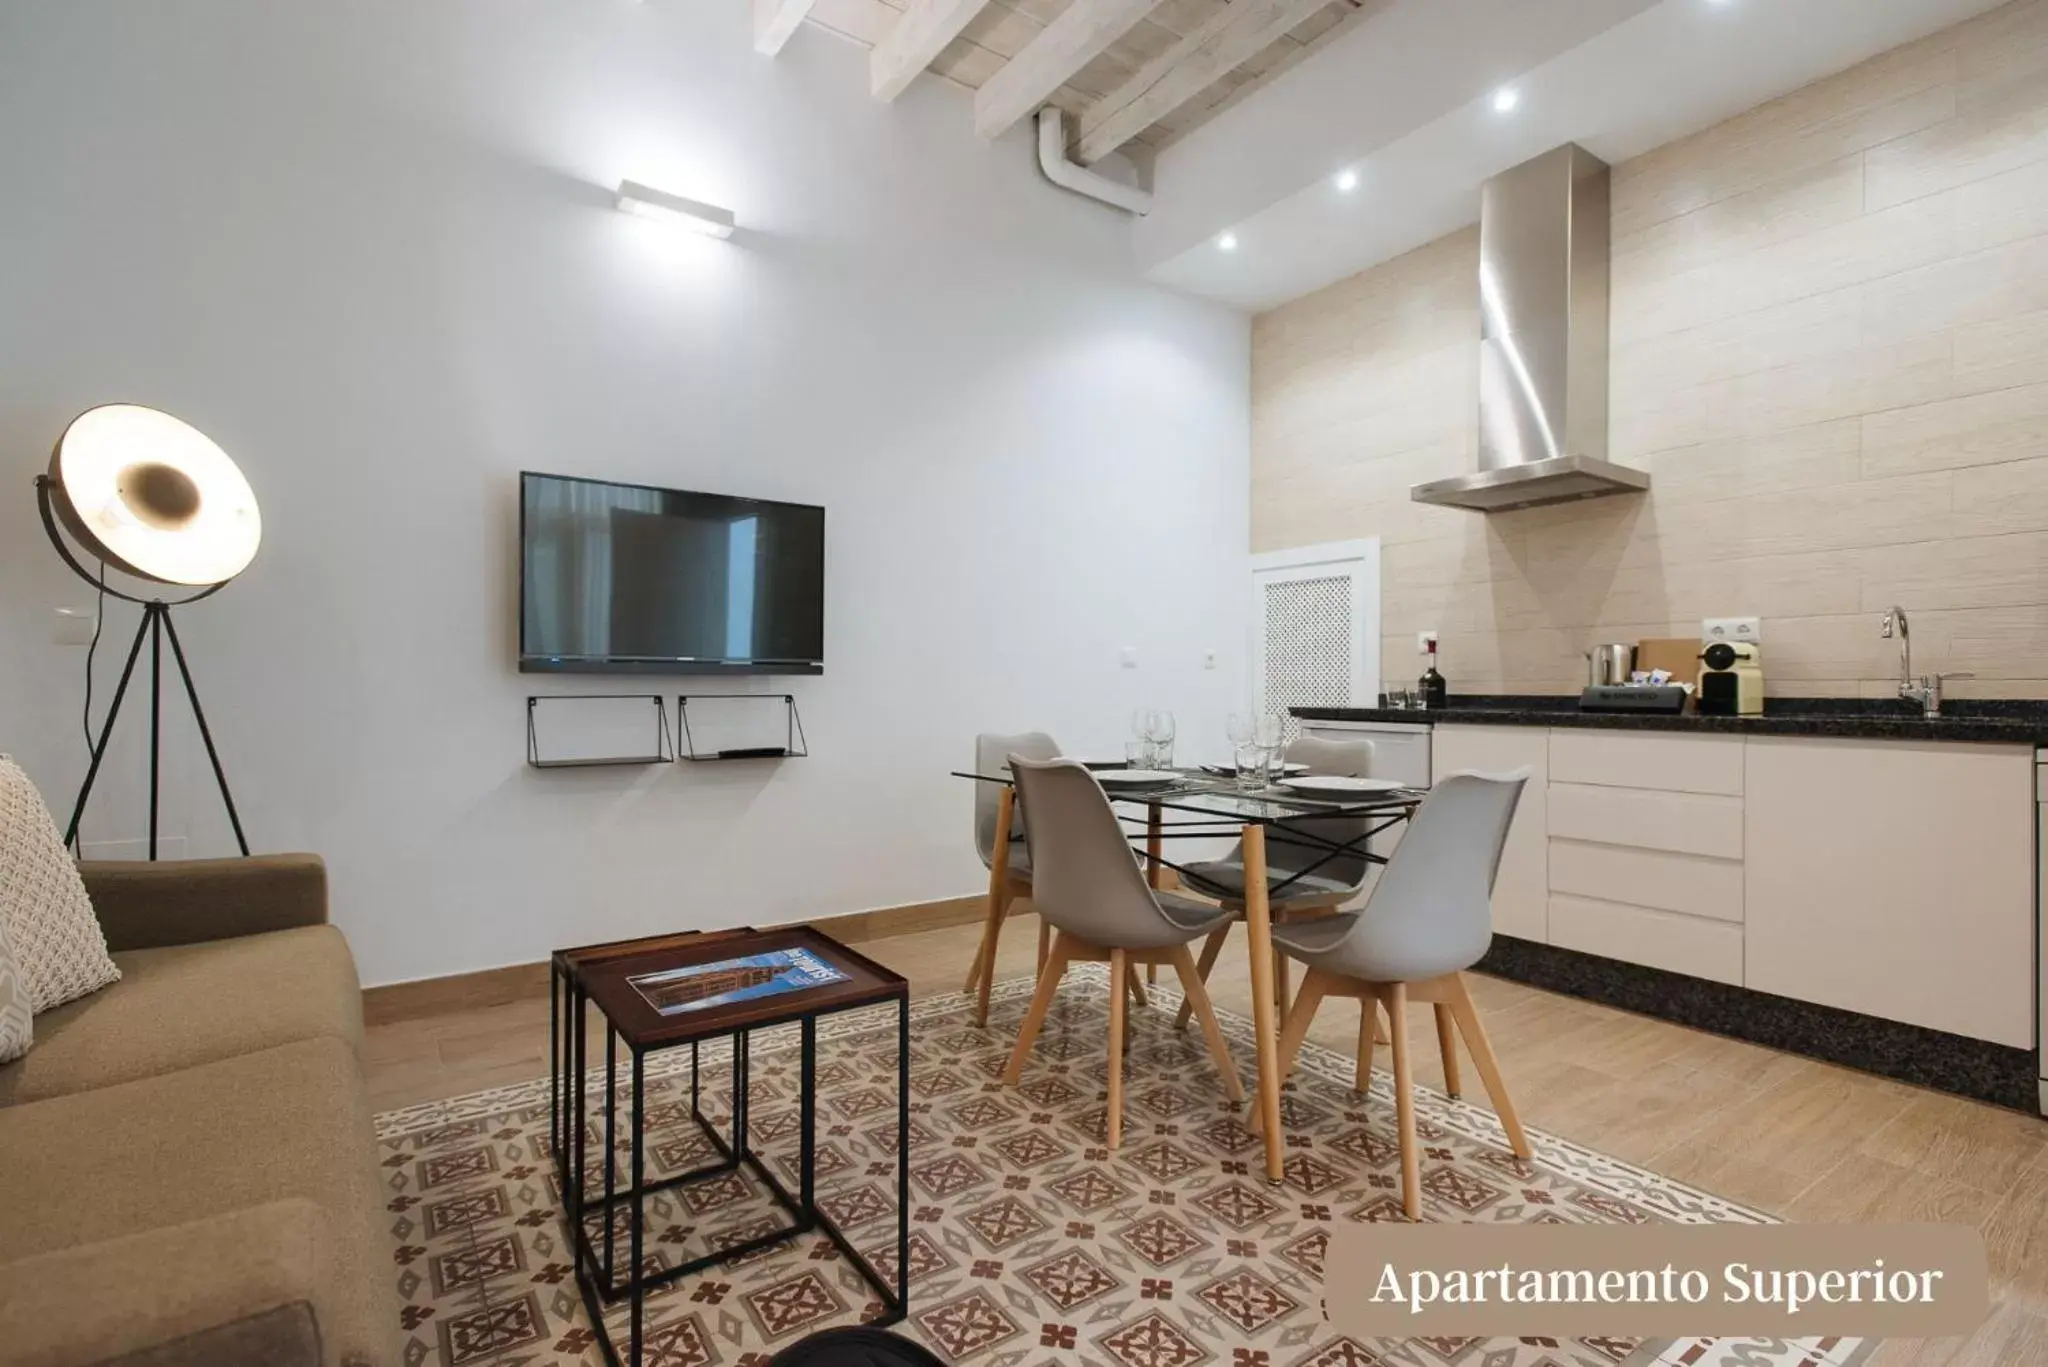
<box><xmin>1250</xmin><ymin>541</ymin><xmax>1378</xmax><ymax>736</ymax></box>
<box><xmin>1260</xmin><ymin>575</ymin><xmax>1354</xmax><ymax>718</ymax></box>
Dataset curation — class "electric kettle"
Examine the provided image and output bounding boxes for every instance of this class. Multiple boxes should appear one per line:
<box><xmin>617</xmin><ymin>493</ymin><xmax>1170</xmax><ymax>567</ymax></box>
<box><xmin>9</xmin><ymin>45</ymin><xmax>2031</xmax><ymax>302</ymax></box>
<box><xmin>1585</xmin><ymin>642</ymin><xmax>1635</xmax><ymax>687</ymax></box>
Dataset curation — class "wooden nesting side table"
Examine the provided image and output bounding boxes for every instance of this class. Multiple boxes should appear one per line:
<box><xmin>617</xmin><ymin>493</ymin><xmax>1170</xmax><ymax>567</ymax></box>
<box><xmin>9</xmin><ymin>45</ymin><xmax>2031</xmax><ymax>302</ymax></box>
<box><xmin>551</xmin><ymin>926</ymin><xmax>910</xmax><ymax>1367</ymax></box>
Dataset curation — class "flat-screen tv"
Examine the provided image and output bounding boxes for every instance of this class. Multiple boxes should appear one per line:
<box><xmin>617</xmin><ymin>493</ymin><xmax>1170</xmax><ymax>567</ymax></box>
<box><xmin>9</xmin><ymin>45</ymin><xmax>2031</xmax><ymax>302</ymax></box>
<box><xmin>519</xmin><ymin>472</ymin><xmax>825</xmax><ymax>674</ymax></box>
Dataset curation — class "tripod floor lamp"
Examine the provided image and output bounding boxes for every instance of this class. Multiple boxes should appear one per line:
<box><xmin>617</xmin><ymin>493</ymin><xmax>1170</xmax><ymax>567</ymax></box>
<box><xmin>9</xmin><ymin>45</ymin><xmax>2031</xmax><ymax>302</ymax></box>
<box><xmin>35</xmin><ymin>404</ymin><xmax>263</xmax><ymax>859</ymax></box>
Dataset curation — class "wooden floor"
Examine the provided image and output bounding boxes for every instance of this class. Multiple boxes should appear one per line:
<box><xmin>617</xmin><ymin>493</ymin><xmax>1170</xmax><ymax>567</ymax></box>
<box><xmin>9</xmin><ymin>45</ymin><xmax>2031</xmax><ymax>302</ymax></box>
<box><xmin>366</xmin><ymin>914</ymin><xmax>2048</xmax><ymax>1364</ymax></box>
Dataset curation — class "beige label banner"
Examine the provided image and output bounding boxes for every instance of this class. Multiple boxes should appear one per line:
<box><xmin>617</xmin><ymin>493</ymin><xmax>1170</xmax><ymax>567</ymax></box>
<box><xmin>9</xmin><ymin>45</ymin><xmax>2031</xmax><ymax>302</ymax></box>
<box><xmin>1327</xmin><ymin>1222</ymin><xmax>1989</xmax><ymax>1338</ymax></box>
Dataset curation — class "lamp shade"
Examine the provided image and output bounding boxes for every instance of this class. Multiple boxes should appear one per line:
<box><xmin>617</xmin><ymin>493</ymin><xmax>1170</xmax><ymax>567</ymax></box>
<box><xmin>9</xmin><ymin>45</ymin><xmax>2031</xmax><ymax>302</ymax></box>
<box><xmin>47</xmin><ymin>405</ymin><xmax>261</xmax><ymax>586</ymax></box>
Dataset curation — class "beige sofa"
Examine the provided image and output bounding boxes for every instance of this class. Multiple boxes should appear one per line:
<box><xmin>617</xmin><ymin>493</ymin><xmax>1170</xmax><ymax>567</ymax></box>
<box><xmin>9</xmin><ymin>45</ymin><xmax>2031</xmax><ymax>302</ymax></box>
<box><xmin>0</xmin><ymin>856</ymin><xmax>393</xmax><ymax>1367</ymax></box>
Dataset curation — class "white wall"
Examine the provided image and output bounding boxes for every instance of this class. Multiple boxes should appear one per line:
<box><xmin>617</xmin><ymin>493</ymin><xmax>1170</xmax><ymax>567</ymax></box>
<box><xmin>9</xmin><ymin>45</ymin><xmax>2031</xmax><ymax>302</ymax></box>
<box><xmin>0</xmin><ymin>0</ymin><xmax>1251</xmax><ymax>986</ymax></box>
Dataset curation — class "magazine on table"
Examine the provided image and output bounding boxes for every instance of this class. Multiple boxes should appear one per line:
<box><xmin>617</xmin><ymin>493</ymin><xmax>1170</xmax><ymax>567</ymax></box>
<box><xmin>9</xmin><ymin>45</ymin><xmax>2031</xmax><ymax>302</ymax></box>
<box><xmin>627</xmin><ymin>947</ymin><xmax>849</xmax><ymax>1017</ymax></box>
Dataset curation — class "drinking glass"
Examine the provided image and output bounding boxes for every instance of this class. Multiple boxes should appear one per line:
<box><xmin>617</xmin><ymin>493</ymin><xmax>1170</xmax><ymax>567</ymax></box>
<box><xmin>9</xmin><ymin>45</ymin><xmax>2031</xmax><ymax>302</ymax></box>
<box><xmin>1383</xmin><ymin>685</ymin><xmax>1411</xmax><ymax>710</ymax></box>
<box><xmin>1234</xmin><ymin>742</ymin><xmax>1267</xmax><ymax>792</ymax></box>
<box><xmin>1225</xmin><ymin>712</ymin><xmax>1254</xmax><ymax>748</ymax></box>
<box><xmin>1124</xmin><ymin>740</ymin><xmax>1148</xmax><ymax>770</ymax></box>
<box><xmin>1253</xmin><ymin>711</ymin><xmax>1284</xmax><ymax>749</ymax></box>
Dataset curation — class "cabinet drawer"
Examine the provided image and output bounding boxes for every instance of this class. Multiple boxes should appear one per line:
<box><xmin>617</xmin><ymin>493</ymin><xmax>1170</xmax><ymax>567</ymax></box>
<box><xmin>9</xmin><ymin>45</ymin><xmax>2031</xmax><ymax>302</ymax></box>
<box><xmin>1548</xmin><ymin>782</ymin><xmax>1743</xmax><ymax>860</ymax></box>
<box><xmin>1548</xmin><ymin>838</ymin><xmax>1742</xmax><ymax>923</ymax></box>
<box><xmin>1548</xmin><ymin>894</ymin><xmax>1745</xmax><ymax>985</ymax></box>
<box><xmin>1549</xmin><ymin>730</ymin><xmax>1743</xmax><ymax>795</ymax></box>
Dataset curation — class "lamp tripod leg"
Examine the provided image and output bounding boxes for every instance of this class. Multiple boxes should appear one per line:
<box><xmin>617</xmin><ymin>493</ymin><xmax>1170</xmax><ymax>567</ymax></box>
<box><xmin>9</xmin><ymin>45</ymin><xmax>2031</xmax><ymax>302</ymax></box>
<box><xmin>65</xmin><ymin>607</ymin><xmax>154</xmax><ymax>853</ymax></box>
<box><xmin>160</xmin><ymin>608</ymin><xmax>249</xmax><ymax>856</ymax></box>
<box><xmin>148</xmin><ymin>605</ymin><xmax>162</xmax><ymax>860</ymax></box>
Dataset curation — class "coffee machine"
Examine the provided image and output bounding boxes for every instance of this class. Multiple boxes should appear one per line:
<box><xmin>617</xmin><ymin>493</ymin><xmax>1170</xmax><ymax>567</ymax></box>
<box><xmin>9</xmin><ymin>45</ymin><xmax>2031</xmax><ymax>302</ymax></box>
<box><xmin>1697</xmin><ymin>641</ymin><xmax>1764</xmax><ymax>716</ymax></box>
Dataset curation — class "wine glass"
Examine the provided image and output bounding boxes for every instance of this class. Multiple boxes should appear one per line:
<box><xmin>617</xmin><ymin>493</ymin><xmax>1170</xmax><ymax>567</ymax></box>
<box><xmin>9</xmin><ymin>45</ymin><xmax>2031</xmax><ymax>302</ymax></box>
<box><xmin>1147</xmin><ymin>710</ymin><xmax>1177</xmax><ymax>769</ymax></box>
<box><xmin>1253</xmin><ymin>711</ymin><xmax>1285</xmax><ymax>749</ymax></box>
<box><xmin>1225</xmin><ymin>712</ymin><xmax>1253</xmax><ymax>748</ymax></box>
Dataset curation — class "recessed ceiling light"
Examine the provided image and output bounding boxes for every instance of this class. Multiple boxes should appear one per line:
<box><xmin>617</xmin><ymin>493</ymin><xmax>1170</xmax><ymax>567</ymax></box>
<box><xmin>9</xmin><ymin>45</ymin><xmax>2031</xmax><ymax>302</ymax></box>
<box><xmin>1491</xmin><ymin>86</ymin><xmax>1520</xmax><ymax>113</ymax></box>
<box><xmin>1217</xmin><ymin>232</ymin><xmax>1239</xmax><ymax>251</ymax></box>
<box><xmin>1333</xmin><ymin>168</ymin><xmax>1359</xmax><ymax>192</ymax></box>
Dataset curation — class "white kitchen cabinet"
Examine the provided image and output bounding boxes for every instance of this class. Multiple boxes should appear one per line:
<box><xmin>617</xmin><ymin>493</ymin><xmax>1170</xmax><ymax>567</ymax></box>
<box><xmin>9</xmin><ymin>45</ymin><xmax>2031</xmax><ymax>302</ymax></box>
<box><xmin>1549</xmin><ymin>730</ymin><xmax>1744</xmax><ymax>796</ymax></box>
<box><xmin>1548</xmin><ymin>893</ymin><xmax>1745</xmax><ymax>986</ymax></box>
<box><xmin>1548</xmin><ymin>840</ymin><xmax>1743</xmax><ymax>922</ymax></box>
<box><xmin>1431</xmin><ymin>724</ymin><xmax>1548</xmax><ymax>941</ymax></box>
<box><xmin>1744</xmin><ymin>737</ymin><xmax>2035</xmax><ymax>1048</ymax></box>
<box><xmin>1546</xmin><ymin>782</ymin><xmax>1745</xmax><ymax>860</ymax></box>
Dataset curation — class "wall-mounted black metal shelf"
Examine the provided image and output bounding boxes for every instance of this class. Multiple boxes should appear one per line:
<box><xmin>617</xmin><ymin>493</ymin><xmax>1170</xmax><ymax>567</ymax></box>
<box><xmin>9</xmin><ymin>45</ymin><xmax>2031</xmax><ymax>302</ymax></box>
<box><xmin>527</xmin><ymin>695</ymin><xmax>675</xmax><ymax>769</ymax></box>
<box><xmin>678</xmin><ymin>694</ymin><xmax>808</xmax><ymax>761</ymax></box>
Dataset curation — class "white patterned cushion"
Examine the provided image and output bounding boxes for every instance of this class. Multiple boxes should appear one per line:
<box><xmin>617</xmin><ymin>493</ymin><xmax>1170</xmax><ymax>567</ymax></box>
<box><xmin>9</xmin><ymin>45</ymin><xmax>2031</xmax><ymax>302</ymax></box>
<box><xmin>0</xmin><ymin>757</ymin><xmax>119</xmax><ymax>1013</ymax></box>
<box><xmin>0</xmin><ymin>912</ymin><xmax>28</xmax><ymax>1062</ymax></box>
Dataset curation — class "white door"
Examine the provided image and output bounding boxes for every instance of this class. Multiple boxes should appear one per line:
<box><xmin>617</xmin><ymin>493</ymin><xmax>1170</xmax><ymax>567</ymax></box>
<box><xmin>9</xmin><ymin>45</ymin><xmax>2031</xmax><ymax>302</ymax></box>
<box><xmin>1250</xmin><ymin>539</ymin><xmax>1380</xmax><ymax>728</ymax></box>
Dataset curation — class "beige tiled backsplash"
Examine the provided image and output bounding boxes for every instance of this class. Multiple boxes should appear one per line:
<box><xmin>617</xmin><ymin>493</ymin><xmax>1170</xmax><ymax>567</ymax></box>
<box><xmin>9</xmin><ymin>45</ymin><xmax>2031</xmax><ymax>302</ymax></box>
<box><xmin>1251</xmin><ymin>0</ymin><xmax>2048</xmax><ymax>698</ymax></box>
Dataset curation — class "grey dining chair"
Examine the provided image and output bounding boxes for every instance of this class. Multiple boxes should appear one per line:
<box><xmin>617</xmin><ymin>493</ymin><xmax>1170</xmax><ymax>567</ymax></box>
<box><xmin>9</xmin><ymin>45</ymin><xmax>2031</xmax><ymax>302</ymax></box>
<box><xmin>1001</xmin><ymin>755</ymin><xmax>1243</xmax><ymax>1149</ymax></box>
<box><xmin>964</xmin><ymin>731</ymin><xmax>1060</xmax><ymax>1017</ymax></box>
<box><xmin>1172</xmin><ymin>734</ymin><xmax>1378</xmax><ymax>1032</ymax></box>
<box><xmin>1268</xmin><ymin>770</ymin><xmax>1534</xmax><ymax>1220</ymax></box>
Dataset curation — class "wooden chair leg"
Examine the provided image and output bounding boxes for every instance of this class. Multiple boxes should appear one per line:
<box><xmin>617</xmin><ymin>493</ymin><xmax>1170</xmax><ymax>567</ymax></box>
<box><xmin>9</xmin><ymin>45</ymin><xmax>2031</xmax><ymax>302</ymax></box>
<box><xmin>1126</xmin><ymin>963</ymin><xmax>1149</xmax><ymax>1010</ymax></box>
<box><xmin>1276</xmin><ymin>953</ymin><xmax>1292</xmax><ymax>1024</ymax></box>
<box><xmin>1275</xmin><ymin>967</ymin><xmax>1329</xmax><ymax>1088</ymax></box>
<box><xmin>1036</xmin><ymin>918</ymin><xmax>1051</xmax><ymax>970</ymax></box>
<box><xmin>964</xmin><ymin>881</ymin><xmax>1009</xmax><ymax>997</ymax></box>
<box><xmin>1253</xmin><ymin>967</ymin><xmax>1330</xmax><ymax>1134</ymax></box>
<box><xmin>1169</xmin><ymin>945</ymin><xmax>1243</xmax><ymax>1104</ymax></box>
<box><xmin>1354</xmin><ymin>998</ymin><xmax>1375</xmax><ymax>1093</ymax></box>
<box><xmin>1002</xmin><ymin>934</ymin><xmax>1071</xmax><ymax>1085</ymax></box>
<box><xmin>1173</xmin><ymin>926</ymin><xmax>1230</xmax><ymax>1032</ymax></box>
<box><xmin>1445</xmin><ymin>973</ymin><xmax>1531</xmax><ymax>1159</ymax></box>
<box><xmin>1385</xmin><ymin>982</ymin><xmax>1421</xmax><ymax>1220</ymax></box>
<box><xmin>1375</xmin><ymin>1000</ymin><xmax>1391</xmax><ymax>1046</ymax></box>
<box><xmin>1434</xmin><ymin>1003</ymin><xmax>1462</xmax><ymax>1099</ymax></box>
<box><xmin>1107</xmin><ymin>948</ymin><xmax>1128</xmax><ymax>1149</ymax></box>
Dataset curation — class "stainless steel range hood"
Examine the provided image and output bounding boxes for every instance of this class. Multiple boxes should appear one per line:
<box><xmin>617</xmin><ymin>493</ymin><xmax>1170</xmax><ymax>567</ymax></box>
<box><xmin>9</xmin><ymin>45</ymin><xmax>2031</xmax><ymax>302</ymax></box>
<box><xmin>1411</xmin><ymin>143</ymin><xmax>1647</xmax><ymax>512</ymax></box>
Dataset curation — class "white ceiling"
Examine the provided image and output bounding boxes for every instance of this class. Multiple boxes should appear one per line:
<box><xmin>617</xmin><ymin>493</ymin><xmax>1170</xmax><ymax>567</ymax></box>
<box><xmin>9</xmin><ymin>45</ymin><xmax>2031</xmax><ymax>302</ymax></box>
<box><xmin>1141</xmin><ymin>0</ymin><xmax>2010</xmax><ymax>312</ymax></box>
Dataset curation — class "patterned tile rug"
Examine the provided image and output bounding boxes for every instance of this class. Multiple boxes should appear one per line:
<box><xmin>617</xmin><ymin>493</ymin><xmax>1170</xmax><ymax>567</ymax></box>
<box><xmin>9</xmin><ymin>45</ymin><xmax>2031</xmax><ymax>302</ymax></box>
<box><xmin>375</xmin><ymin>968</ymin><xmax>1872</xmax><ymax>1367</ymax></box>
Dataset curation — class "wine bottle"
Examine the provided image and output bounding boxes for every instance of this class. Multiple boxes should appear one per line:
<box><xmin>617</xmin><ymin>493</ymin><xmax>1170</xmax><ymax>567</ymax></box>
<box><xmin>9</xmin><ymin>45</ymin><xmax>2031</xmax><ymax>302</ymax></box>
<box><xmin>1418</xmin><ymin>638</ymin><xmax>1447</xmax><ymax>710</ymax></box>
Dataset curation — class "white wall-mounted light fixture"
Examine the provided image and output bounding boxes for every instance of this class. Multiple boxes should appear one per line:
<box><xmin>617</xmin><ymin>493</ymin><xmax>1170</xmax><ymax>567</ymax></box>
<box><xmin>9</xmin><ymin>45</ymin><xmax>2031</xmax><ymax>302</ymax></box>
<box><xmin>1490</xmin><ymin>86</ymin><xmax>1520</xmax><ymax>113</ymax></box>
<box><xmin>1333</xmin><ymin>168</ymin><xmax>1359</xmax><ymax>192</ymax></box>
<box><xmin>1217</xmin><ymin>231</ymin><xmax>1239</xmax><ymax>251</ymax></box>
<box><xmin>615</xmin><ymin>180</ymin><xmax>736</xmax><ymax>238</ymax></box>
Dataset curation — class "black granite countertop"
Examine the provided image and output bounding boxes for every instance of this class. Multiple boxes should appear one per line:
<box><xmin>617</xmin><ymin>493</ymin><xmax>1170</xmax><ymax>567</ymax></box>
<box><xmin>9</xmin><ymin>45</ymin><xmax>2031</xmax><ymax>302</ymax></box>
<box><xmin>1293</xmin><ymin>695</ymin><xmax>2048</xmax><ymax>744</ymax></box>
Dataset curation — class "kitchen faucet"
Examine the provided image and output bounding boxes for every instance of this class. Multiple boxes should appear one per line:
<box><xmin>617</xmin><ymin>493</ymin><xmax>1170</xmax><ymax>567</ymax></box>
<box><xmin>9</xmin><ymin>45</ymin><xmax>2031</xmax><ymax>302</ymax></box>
<box><xmin>1880</xmin><ymin>606</ymin><xmax>1972</xmax><ymax>717</ymax></box>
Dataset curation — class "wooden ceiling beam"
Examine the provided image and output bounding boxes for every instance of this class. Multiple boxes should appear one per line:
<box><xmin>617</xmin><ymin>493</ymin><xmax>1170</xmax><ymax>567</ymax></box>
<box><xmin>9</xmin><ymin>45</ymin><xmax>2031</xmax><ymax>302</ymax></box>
<box><xmin>753</xmin><ymin>0</ymin><xmax>816</xmax><ymax>56</ymax></box>
<box><xmin>1073</xmin><ymin>0</ymin><xmax>1333</xmax><ymax>162</ymax></box>
<box><xmin>973</xmin><ymin>0</ymin><xmax>1164</xmax><ymax>140</ymax></box>
<box><xmin>872</xmin><ymin>0</ymin><xmax>998</xmax><ymax>101</ymax></box>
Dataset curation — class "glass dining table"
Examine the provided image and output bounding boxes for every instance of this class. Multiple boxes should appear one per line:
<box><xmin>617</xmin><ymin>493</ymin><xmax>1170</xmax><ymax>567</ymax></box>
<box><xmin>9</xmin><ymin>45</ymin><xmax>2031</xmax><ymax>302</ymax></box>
<box><xmin>951</xmin><ymin>764</ymin><xmax>1426</xmax><ymax>1183</ymax></box>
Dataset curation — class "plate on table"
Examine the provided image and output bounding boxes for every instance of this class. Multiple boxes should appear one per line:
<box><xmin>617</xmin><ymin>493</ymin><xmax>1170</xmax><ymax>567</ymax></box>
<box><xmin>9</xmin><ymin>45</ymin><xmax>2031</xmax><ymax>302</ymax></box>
<box><xmin>1097</xmin><ymin>769</ymin><xmax>1180</xmax><ymax>788</ymax></box>
<box><xmin>1199</xmin><ymin>761</ymin><xmax>1309</xmax><ymax>776</ymax></box>
<box><xmin>1277</xmin><ymin>775</ymin><xmax>1406</xmax><ymax>798</ymax></box>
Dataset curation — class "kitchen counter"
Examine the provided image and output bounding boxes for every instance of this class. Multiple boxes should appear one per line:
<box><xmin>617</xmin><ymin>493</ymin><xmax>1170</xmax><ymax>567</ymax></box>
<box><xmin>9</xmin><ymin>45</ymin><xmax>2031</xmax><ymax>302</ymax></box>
<box><xmin>1293</xmin><ymin>695</ymin><xmax>2048</xmax><ymax>745</ymax></box>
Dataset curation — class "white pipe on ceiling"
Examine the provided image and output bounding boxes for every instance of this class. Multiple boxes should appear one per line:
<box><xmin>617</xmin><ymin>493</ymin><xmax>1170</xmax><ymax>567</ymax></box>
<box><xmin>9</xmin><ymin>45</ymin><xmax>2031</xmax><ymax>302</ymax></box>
<box><xmin>1035</xmin><ymin>107</ymin><xmax>1152</xmax><ymax>216</ymax></box>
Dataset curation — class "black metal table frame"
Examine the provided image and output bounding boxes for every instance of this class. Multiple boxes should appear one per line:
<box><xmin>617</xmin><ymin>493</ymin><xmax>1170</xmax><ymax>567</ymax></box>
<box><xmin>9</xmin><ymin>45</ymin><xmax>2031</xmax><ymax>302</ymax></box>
<box><xmin>1115</xmin><ymin>805</ymin><xmax>1413</xmax><ymax>896</ymax></box>
<box><xmin>550</xmin><ymin>956</ymin><xmax>910</xmax><ymax>1367</ymax></box>
<box><xmin>960</xmin><ymin>768</ymin><xmax>1422</xmax><ymax>900</ymax></box>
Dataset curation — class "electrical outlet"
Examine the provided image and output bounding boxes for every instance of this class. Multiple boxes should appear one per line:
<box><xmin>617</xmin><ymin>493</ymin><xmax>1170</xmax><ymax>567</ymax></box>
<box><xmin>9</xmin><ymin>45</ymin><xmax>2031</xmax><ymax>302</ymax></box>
<box><xmin>1202</xmin><ymin>650</ymin><xmax>1217</xmax><ymax>670</ymax></box>
<box><xmin>1417</xmin><ymin>630</ymin><xmax>1438</xmax><ymax>652</ymax></box>
<box><xmin>1702</xmin><ymin>617</ymin><xmax>1762</xmax><ymax>644</ymax></box>
<box><xmin>53</xmin><ymin>608</ymin><xmax>97</xmax><ymax>646</ymax></box>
